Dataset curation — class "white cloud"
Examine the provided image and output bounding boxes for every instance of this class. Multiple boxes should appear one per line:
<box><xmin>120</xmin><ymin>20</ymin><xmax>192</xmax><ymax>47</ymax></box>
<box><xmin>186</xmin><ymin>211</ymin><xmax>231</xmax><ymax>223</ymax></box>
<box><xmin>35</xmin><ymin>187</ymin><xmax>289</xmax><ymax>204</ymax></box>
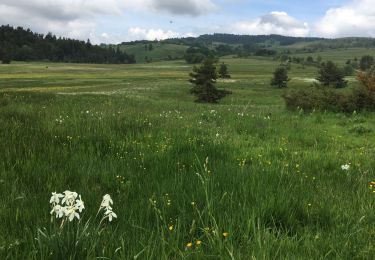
<box><xmin>153</xmin><ymin>0</ymin><xmax>217</xmax><ymax>16</ymax></box>
<box><xmin>128</xmin><ymin>27</ymin><xmax>180</xmax><ymax>41</ymax></box>
<box><xmin>90</xmin><ymin>28</ymin><xmax>196</xmax><ymax>44</ymax></box>
<box><xmin>0</xmin><ymin>0</ymin><xmax>122</xmax><ymax>40</ymax></box>
<box><xmin>0</xmin><ymin>0</ymin><xmax>121</xmax><ymax>21</ymax></box>
<box><xmin>0</xmin><ymin>0</ymin><xmax>215</xmax><ymax>43</ymax></box>
<box><xmin>315</xmin><ymin>0</ymin><xmax>375</xmax><ymax>37</ymax></box>
<box><xmin>2</xmin><ymin>0</ymin><xmax>375</xmax><ymax>44</ymax></box>
<box><xmin>128</xmin><ymin>27</ymin><xmax>195</xmax><ymax>42</ymax></box>
<box><xmin>230</xmin><ymin>11</ymin><xmax>310</xmax><ymax>37</ymax></box>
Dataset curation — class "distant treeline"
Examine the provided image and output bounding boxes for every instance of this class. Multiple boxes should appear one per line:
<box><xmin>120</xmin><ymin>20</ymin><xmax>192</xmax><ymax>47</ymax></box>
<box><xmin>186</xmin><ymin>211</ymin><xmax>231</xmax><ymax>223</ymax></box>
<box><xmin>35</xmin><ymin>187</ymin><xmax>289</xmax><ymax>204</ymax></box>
<box><xmin>163</xmin><ymin>33</ymin><xmax>375</xmax><ymax>49</ymax></box>
<box><xmin>0</xmin><ymin>25</ymin><xmax>136</xmax><ymax>64</ymax></box>
<box><xmin>163</xmin><ymin>34</ymin><xmax>324</xmax><ymax>46</ymax></box>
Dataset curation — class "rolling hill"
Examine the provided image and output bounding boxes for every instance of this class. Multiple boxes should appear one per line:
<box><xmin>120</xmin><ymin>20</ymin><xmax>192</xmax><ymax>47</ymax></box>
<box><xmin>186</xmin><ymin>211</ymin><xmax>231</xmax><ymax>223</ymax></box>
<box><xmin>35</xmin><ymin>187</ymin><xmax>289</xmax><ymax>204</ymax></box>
<box><xmin>116</xmin><ymin>42</ymin><xmax>188</xmax><ymax>63</ymax></box>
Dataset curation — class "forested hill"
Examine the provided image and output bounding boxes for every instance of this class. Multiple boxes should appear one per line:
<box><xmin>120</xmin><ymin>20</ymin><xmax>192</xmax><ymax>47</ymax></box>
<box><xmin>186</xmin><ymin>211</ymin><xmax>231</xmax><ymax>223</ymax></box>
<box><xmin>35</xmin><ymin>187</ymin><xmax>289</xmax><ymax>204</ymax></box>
<box><xmin>163</xmin><ymin>33</ymin><xmax>324</xmax><ymax>46</ymax></box>
<box><xmin>162</xmin><ymin>33</ymin><xmax>375</xmax><ymax>49</ymax></box>
<box><xmin>0</xmin><ymin>25</ymin><xmax>135</xmax><ymax>64</ymax></box>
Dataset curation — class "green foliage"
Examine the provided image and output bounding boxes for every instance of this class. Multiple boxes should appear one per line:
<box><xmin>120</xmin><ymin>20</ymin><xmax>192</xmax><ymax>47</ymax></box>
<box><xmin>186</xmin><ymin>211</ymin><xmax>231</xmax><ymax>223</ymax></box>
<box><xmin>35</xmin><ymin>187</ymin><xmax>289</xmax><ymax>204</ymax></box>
<box><xmin>359</xmin><ymin>55</ymin><xmax>374</xmax><ymax>71</ymax></box>
<box><xmin>343</xmin><ymin>64</ymin><xmax>354</xmax><ymax>76</ymax></box>
<box><xmin>215</xmin><ymin>44</ymin><xmax>233</xmax><ymax>56</ymax></box>
<box><xmin>218</xmin><ymin>63</ymin><xmax>231</xmax><ymax>78</ymax></box>
<box><xmin>1</xmin><ymin>56</ymin><xmax>11</xmax><ymax>64</ymax></box>
<box><xmin>36</xmin><ymin>219</ymin><xmax>118</xmax><ymax>259</ymax></box>
<box><xmin>317</xmin><ymin>61</ymin><xmax>347</xmax><ymax>88</ymax></box>
<box><xmin>189</xmin><ymin>59</ymin><xmax>231</xmax><ymax>103</ymax></box>
<box><xmin>118</xmin><ymin>42</ymin><xmax>188</xmax><ymax>63</ymax></box>
<box><xmin>184</xmin><ymin>46</ymin><xmax>214</xmax><ymax>64</ymax></box>
<box><xmin>349</xmin><ymin>125</ymin><xmax>373</xmax><ymax>135</ymax></box>
<box><xmin>357</xmin><ymin>65</ymin><xmax>375</xmax><ymax>92</ymax></box>
<box><xmin>283</xmin><ymin>84</ymin><xmax>375</xmax><ymax>112</ymax></box>
<box><xmin>164</xmin><ymin>33</ymin><xmax>323</xmax><ymax>48</ymax></box>
<box><xmin>0</xmin><ymin>25</ymin><xmax>135</xmax><ymax>64</ymax></box>
<box><xmin>255</xmin><ymin>49</ymin><xmax>277</xmax><ymax>57</ymax></box>
<box><xmin>271</xmin><ymin>67</ymin><xmax>289</xmax><ymax>88</ymax></box>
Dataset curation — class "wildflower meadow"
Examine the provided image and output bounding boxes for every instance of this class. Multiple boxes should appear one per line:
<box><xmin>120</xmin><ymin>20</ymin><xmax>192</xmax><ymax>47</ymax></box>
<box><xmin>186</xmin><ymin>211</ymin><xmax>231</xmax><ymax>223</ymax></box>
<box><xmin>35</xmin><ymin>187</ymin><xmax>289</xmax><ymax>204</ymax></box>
<box><xmin>0</xmin><ymin>58</ymin><xmax>375</xmax><ymax>259</ymax></box>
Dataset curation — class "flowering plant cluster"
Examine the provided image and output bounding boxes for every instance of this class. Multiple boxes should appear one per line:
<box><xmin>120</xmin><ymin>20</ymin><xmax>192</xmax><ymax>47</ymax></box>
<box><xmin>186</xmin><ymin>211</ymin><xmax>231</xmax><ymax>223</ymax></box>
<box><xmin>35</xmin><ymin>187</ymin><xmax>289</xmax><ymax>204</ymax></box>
<box><xmin>99</xmin><ymin>194</ymin><xmax>117</xmax><ymax>222</ymax></box>
<box><xmin>341</xmin><ymin>164</ymin><xmax>350</xmax><ymax>171</ymax></box>
<box><xmin>50</xmin><ymin>191</ymin><xmax>84</xmax><ymax>222</ymax></box>
<box><xmin>49</xmin><ymin>191</ymin><xmax>117</xmax><ymax>223</ymax></box>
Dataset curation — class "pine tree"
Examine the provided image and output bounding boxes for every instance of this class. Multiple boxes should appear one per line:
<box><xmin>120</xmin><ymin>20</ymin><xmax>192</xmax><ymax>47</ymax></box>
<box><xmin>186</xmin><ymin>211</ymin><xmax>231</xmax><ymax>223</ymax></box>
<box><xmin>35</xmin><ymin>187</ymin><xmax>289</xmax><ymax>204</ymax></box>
<box><xmin>218</xmin><ymin>63</ymin><xmax>231</xmax><ymax>78</ymax></box>
<box><xmin>317</xmin><ymin>61</ymin><xmax>347</xmax><ymax>88</ymax></box>
<box><xmin>271</xmin><ymin>66</ymin><xmax>289</xmax><ymax>88</ymax></box>
<box><xmin>189</xmin><ymin>58</ymin><xmax>231</xmax><ymax>103</ymax></box>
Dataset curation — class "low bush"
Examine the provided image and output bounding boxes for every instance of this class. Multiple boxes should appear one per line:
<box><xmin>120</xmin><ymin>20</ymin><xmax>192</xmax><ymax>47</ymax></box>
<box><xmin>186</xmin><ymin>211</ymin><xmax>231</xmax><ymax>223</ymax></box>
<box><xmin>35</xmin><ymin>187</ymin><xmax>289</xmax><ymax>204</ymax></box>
<box><xmin>283</xmin><ymin>84</ymin><xmax>375</xmax><ymax>113</ymax></box>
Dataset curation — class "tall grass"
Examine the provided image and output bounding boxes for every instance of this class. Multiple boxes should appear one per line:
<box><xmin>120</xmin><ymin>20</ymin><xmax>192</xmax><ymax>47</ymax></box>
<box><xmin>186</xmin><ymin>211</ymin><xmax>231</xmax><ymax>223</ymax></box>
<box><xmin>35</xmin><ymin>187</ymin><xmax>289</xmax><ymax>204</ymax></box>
<box><xmin>0</xmin><ymin>59</ymin><xmax>375</xmax><ymax>258</ymax></box>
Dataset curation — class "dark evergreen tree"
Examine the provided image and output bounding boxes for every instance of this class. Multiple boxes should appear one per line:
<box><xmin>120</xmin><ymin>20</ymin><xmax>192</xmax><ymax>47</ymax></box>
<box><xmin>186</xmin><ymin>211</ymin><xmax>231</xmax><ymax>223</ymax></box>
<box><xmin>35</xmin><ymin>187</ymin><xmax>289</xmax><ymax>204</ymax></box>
<box><xmin>189</xmin><ymin>58</ymin><xmax>231</xmax><ymax>103</ymax></box>
<box><xmin>218</xmin><ymin>63</ymin><xmax>231</xmax><ymax>78</ymax></box>
<box><xmin>271</xmin><ymin>67</ymin><xmax>289</xmax><ymax>88</ymax></box>
<box><xmin>317</xmin><ymin>61</ymin><xmax>347</xmax><ymax>88</ymax></box>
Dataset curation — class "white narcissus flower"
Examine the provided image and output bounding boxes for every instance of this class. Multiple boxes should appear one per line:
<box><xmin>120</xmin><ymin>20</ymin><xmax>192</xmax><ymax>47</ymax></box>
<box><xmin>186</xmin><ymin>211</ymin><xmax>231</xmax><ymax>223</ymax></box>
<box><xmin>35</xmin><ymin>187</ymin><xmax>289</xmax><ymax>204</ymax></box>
<box><xmin>50</xmin><ymin>190</ymin><xmax>84</xmax><ymax>222</ymax></box>
<box><xmin>75</xmin><ymin>196</ymin><xmax>85</xmax><ymax>213</ymax></box>
<box><xmin>100</xmin><ymin>194</ymin><xmax>117</xmax><ymax>222</ymax></box>
<box><xmin>100</xmin><ymin>194</ymin><xmax>113</xmax><ymax>209</ymax></box>
<box><xmin>341</xmin><ymin>164</ymin><xmax>350</xmax><ymax>171</ymax></box>
<box><xmin>65</xmin><ymin>206</ymin><xmax>80</xmax><ymax>222</ymax></box>
<box><xmin>50</xmin><ymin>205</ymin><xmax>66</xmax><ymax>219</ymax></box>
<box><xmin>62</xmin><ymin>190</ymin><xmax>78</xmax><ymax>206</ymax></box>
<box><xmin>105</xmin><ymin>209</ymin><xmax>117</xmax><ymax>222</ymax></box>
<box><xmin>50</xmin><ymin>192</ymin><xmax>64</xmax><ymax>205</ymax></box>
<box><xmin>49</xmin><ymin>191</ymin><xmax>117</xmax><ymax>223</ymax></box>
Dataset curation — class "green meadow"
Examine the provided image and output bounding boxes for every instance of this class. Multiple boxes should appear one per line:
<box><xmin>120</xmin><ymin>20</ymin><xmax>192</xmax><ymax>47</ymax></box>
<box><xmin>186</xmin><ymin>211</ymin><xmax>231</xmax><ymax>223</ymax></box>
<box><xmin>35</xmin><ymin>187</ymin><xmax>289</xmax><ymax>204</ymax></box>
<box><xmin>1</xmin><ymin>53</ymin><xmax>375</xmax><ymax>259</ymax></box>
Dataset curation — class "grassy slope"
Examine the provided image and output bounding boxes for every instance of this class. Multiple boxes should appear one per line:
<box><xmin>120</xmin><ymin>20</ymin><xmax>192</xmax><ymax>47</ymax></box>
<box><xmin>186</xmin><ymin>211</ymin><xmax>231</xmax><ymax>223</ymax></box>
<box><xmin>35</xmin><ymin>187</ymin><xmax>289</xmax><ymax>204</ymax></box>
<box><xmin>0</xmin><ymin>53</ymin><xmax>375</xmax><ymax>259</ymax></box>
<box><xmin>292</xmin><ymin>48</ymin><xmax>375</xmax><ymax>63</ymax></box>
<box><xmin>119</xmin><ymin>43</ymin><xmax>188</xmax><ymax>63</ymax></box>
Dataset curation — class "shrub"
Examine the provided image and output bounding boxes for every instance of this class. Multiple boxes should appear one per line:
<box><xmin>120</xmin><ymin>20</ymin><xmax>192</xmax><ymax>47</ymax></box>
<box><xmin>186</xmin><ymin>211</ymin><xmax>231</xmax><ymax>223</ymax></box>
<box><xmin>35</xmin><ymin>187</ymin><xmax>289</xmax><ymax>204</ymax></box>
<box><xmin>357</xmin><ymin>66</ymin><xmax>375</xmax><ymax>92</ymax></box>
<box><xmin>282</xmin><ymin>84</ymin><xmax>375</xmax><ymax>113</ymax></box>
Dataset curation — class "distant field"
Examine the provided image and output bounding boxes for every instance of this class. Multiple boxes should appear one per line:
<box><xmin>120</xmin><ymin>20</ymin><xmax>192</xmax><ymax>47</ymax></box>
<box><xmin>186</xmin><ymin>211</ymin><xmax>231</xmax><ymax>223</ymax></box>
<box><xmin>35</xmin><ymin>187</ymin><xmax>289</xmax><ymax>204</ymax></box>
<box><xmin>0</xmin><ymin>56</ymin><xmax>375</xmax><ymax>259</ymax></box>
<box><xmin>119</xmin><ymin>43</ymin><xmax>188</xmax><ymax>63</ymax></box>
<box><xmin>292</xmin><ymin>47</ymin><xmax>375</xmax><ymax>63</ymax></box>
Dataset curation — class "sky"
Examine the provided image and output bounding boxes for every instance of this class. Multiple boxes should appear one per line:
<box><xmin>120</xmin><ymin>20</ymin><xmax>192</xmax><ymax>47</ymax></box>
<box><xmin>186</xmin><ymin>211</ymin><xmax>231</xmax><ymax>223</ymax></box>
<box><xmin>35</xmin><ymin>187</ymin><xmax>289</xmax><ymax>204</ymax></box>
<box><xmin>0</xmin><ymin>0</ymin><xmax>374</xmax><ymax>44</ymax></box>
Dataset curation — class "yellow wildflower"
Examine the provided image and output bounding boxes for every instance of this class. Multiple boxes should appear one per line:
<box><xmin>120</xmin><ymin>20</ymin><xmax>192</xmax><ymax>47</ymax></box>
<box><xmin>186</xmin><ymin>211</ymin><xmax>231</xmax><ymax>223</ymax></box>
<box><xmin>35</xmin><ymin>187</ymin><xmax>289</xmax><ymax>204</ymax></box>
<box><xmin>186</xmin><ymin>242</ymin><xmax>193</xmax><ymax>248</ymax></box>
<box><xmin>223</xmin><ymin>232</ymin><xmax>229</xmax><ymax>238</ymax></box>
